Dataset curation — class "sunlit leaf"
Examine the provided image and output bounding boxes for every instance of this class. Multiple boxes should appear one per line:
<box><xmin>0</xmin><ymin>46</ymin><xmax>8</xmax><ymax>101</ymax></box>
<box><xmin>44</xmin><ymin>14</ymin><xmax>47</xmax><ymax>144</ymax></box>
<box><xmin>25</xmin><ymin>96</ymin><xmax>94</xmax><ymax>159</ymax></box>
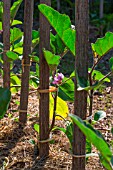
<box><xmin>11</xmin><ymin>20</ymin><xmax>22</xmax><ymax>26</ymax></box>
<box><xmin>38</xmin><ymin>4</ymin><xmax>75</xmax><ymax>56</ymax></box>
<box><xmin>6</xmin><ymin>51</ymin><xmax>19</xmax><ymax>61</ymax></box>
<box><xmin>69</xmin><ymin>114</ymin><xmax>113</xmax><ymax>170</ymax></box>
<box><xmin>10</xmin><ymin>28</ymin><xmax>23</xmax><ymax>44</ymax></box>
<box><xmin>0</xmin><ymin>22</ymin><xmax>2</xmax><ymax>30</ymax></box>
<box><xmin>91</xmin><ymin>32</ymin><xmax>113</xmax><ymax>57</ymax></box>
<box><xmin>89</xmin><ymin>68</ymin><xmax>110</xmax><ymax>82</ymax></box>
<box><xmin>10</xmin><ymin>0</ymin><xmax>23</xmax><ymax>23</ymax></box>
<box><xmin>50</xmin><ymin>94</ymin><xmax>68</xmax><ymax>120</ymax></box>
<box><xmin>13</xmin><ymin>47</ymin><xmax>23</xmax><ymax>55</ymax></box>
<box><xmin>43</xmin><ymin>50</ymin><xmax>60</xmax><ymax>71</ymax></box>
<box><xmin>10</xmin><ymin>74</ymin><xmax>21</xmax><ymax>93</ymax></box>
<box><xmin>34</xmin><ymin>123</ymin><xmax>39</xmax><ymax>133</ymax></box>
<box><xmin>0</xmin><ymin>87</ymin><xmax>11</xmax><ymax>119</ymax></box>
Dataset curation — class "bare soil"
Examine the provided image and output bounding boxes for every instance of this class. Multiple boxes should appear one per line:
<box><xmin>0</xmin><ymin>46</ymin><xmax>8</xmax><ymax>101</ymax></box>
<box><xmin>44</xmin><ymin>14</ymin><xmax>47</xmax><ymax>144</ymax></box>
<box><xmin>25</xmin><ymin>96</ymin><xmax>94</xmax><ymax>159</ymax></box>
<box><xmin>0</xmin><ymin>86</ymin><xmax>113</xmax><ymax>170</ymax></box>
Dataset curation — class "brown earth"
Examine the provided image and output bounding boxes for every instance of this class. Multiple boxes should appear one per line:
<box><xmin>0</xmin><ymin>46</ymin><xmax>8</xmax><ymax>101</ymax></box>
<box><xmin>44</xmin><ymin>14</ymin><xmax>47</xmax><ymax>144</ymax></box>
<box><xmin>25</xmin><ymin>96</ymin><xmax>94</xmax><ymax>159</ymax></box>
<box><xmin>0</xmin><ymin>86</ymin><xmax>113</xmax><ymax>170</ymax></box>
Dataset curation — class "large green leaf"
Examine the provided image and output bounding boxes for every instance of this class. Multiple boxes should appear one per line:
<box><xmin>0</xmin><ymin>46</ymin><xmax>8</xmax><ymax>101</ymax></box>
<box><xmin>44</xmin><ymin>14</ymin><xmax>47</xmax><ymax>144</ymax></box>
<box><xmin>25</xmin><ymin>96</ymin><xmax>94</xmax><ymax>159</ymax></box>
<box><xmin>0</xmin><ymin>87</ymin><xmax>11</xmax><ymax>119</ymax></box>
<box><xmin>38</xmin><ymin>4</ymin><xmax>75</xmax><ymax>56</ymax></box>
<box><xmin>52</xmin><ymin>34</ymin><xmax>66</xmax><ymax>55</ymax></box>
<box><xmin>69</xmin><ymin>114</ymin><xmax>113</xmax><ymax>170</ymax></box>
<box><xmin>10</xmin><ymin>0</ymin><xmax>23</xmax><ymax>23</ymax></box>
<box><xmin>43</xmin><ymin>50</ymin><xmax>60</xmax><ymax>71</ymax></box>
<box><xmin>91</xmin><ymin>32</ymin><xmax>113</xmax><ymax>57</ymax></box>
<box><xmin>58</xmin><ymin>77</ymin><xmax>74</xmax><ymax>102</ymax></box>
<box><xmin>50</xmin><ymin>94</ymin><xmax>68</xmax><ymax>120</ymax></box>
<box><xmin>10</xmin><ymin>28</ymin><xmax>23</xmax><ymax>45</ymax></box>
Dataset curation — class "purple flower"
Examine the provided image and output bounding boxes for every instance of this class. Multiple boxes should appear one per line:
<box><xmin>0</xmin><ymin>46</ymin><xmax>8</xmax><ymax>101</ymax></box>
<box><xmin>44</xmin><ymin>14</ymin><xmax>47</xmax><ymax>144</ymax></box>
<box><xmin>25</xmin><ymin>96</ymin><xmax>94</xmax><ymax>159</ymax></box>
<box><xmin>53</xmin><ymin>73</ymin><xmax>64</xmax><ymax>85</ymax></box>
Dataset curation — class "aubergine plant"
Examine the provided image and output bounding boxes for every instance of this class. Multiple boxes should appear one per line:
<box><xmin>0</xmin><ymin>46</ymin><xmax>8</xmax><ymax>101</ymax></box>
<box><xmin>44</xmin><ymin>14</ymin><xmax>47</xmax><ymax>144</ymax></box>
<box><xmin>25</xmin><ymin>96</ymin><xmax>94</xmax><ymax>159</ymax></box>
<box><xmin>0</xmin><ymin>0</ymin><xmax>23</xmax><ymax>31</ymax></box>
<box><xmin>38</xmin><ymin>4</ymin><xmax>113</xmax><ymax>169</ymax></box>
<box><xmin>0</xmin><ymin>0</ymin><xmax>22</xmax><ymax>119</ymax></box>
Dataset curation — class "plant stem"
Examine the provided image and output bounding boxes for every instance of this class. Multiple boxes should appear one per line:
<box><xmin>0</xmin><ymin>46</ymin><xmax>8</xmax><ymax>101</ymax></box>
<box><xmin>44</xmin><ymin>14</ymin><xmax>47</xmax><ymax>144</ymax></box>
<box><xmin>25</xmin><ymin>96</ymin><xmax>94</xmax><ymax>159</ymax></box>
<box><xmin>88</xmin><ymin>69</ymin><xmax>93</xmax><ymax>123</ymax></box>
<box><xmin>90</xmin><ymin>55</ymin><xmax>105</xmax><ymax>75</ymax></box>
<box><xmin>49</xmin><ymin>90</ymin><xmax>58</xmax><ymax>133</ymax></box>
<box><xmin>88</xmin><ymin>90</ymin><xmax>93</xmax><ymax>123</ymax></box>
<box><xmin>60</xmin><ymin>48</ymin><xmax>69</xmax><ymax>59</ymax></box>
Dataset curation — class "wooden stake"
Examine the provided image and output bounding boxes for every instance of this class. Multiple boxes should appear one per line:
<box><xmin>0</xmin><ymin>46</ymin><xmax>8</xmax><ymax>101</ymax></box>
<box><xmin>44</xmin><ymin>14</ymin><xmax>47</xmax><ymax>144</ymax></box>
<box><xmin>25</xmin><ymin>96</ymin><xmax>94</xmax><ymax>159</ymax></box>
<box><xmin>39</xmin><ymin>0</ymin><xmax>51</xmax><ymax>158</ymax></box>
<box><xmin>3</xmin><ymin>0</ymin><xmax>11</xmax><ymax>88</ymax></box>
<box><xmin>19</xmin><ymin>0</ymin><xmax>34</xmax><ymax>123</ymax></box>
<box><xmin>72</xmin><ymin>1</ymin><xmax>89</xmax><ymax>170</ymax></box>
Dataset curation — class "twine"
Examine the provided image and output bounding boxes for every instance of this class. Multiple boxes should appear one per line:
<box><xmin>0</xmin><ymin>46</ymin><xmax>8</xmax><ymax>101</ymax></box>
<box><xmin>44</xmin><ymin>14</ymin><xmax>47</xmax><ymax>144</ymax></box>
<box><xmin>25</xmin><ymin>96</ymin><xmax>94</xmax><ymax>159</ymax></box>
<box><xmin>22</xmin><ymin>59</ymin><xmax>31</xmax><ymax>72</ymax></box>
<box><xmin>37</xmin><ymin>86</ymin><xmax>58</xmax><ymax>99</ymax></box>
<box><xmin>71</xmin><ymin>154</ymin><xmax>86</xmax><ymax>158</ymax></box>
<box><xmin>37</xmin><ymin>86</ymin><xmax>57</xmax><ymax>93</ymax></box>
<box><xmin>19</xmin><ymin>110</ymin><xmax>27</xmax><ymax>113</ymax></box>
<box><xmin>39</xmin><ymin>138</ymin><xmax>53</xmax><ymax>143</ymax></box>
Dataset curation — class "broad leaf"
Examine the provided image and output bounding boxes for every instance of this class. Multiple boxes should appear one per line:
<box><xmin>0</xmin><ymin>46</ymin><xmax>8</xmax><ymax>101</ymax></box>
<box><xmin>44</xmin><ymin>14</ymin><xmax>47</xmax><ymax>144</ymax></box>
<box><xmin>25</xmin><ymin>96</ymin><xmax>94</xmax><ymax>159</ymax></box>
<box><xmin>29</xmin><ymin>72</ymin><xmax>39</xmax><ymax>88</ymax></box>
<box><xmin>11</xmin><ymin>20</ymin><xmax>22</xmax><ymax>26</ymax></box>
<box><xmin>77</xmin><ymin>71</ymin><xmax>110</xmax><ymax>91</ymax></box>
<box><xmin>58</xmin><ymin>77</ymin><xmax>74</xmax><ymax>101</ymax></box>
<box><xmin>69</xmin><ymin>114</ymin><xmax>113</xmax><ymax>170</ymax></box>
<box><xmin>10</xmin><ymin>0</ymin><xmax>23</xmax><ymax>23</ymax></box>
<box><xmin>6</xmin><ymin>51</ymin><xmax>19</xmax><ymax>61</ymax></box>
<box><xmin>10</xmin><ymin>28</ymin><xmax>23</xmax><ymax>44</ymax></box>
<box><xmin>100</xmin><ymin>155</ymin><xmax>113</xmax><ymax>170</ymax></box>
<box><xmin>34</xmin><ymin>123</ymin><xmax>39</xmax><ymax>133</ymax></box>
<box><xmin>94</xmin><ymin>110</ymin><xmax>106</xmax><ymax>121</ymax></box>
<box><xmin>13</xmin><ymin>47</ymin><xmax>23</xmax><ymax>55</ymax></box>
<box><xmin>89</xmin><ymin>68</ymin><xmax>110</xmax><ymax>82</ymax></box>
<box><xmin>32</xmin><ymin>30</ymin><xmax>39</xmax><ymax>40</ymax></box>
<box><xmin>38</xmin><ymin>4</ymin><xmax>75</xmax><ymax>56</ymax></box>
<box><xmin>109</xmin><ymin>57</ymin><xmax>113</xmax><ymax>71</ymax></box>
<box><xmin>43</xmin><ymin>50</ymin><xmax>60</xmax><ymax>71</ymax></box>
<box><xmin>50</xmin><ymin>94</ymin><xmax>68</xmax><ymax>120</ymax></box>
<box><xmin>0</xmin><ymin>87</ymin><xmax>11</xmax><ymax>119</ymax></box>
<box><xmin>30</xmin><ymin>55</ymin><xmax>39</xmax><ymax>63</ymax></box>
<box><xmin>0</xmin><ymin>20</ymin><xmax>22</xmax><ymax>30</ymax></box>
<box><xmin>10</xmin><ymin>74</ymin><xmax>21</xmax><ymax>93</ymax></box>
<box><xmin>91</xmin><ymin>32</ymin><xmax>113</xmax><ymax>57</ymax></box>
